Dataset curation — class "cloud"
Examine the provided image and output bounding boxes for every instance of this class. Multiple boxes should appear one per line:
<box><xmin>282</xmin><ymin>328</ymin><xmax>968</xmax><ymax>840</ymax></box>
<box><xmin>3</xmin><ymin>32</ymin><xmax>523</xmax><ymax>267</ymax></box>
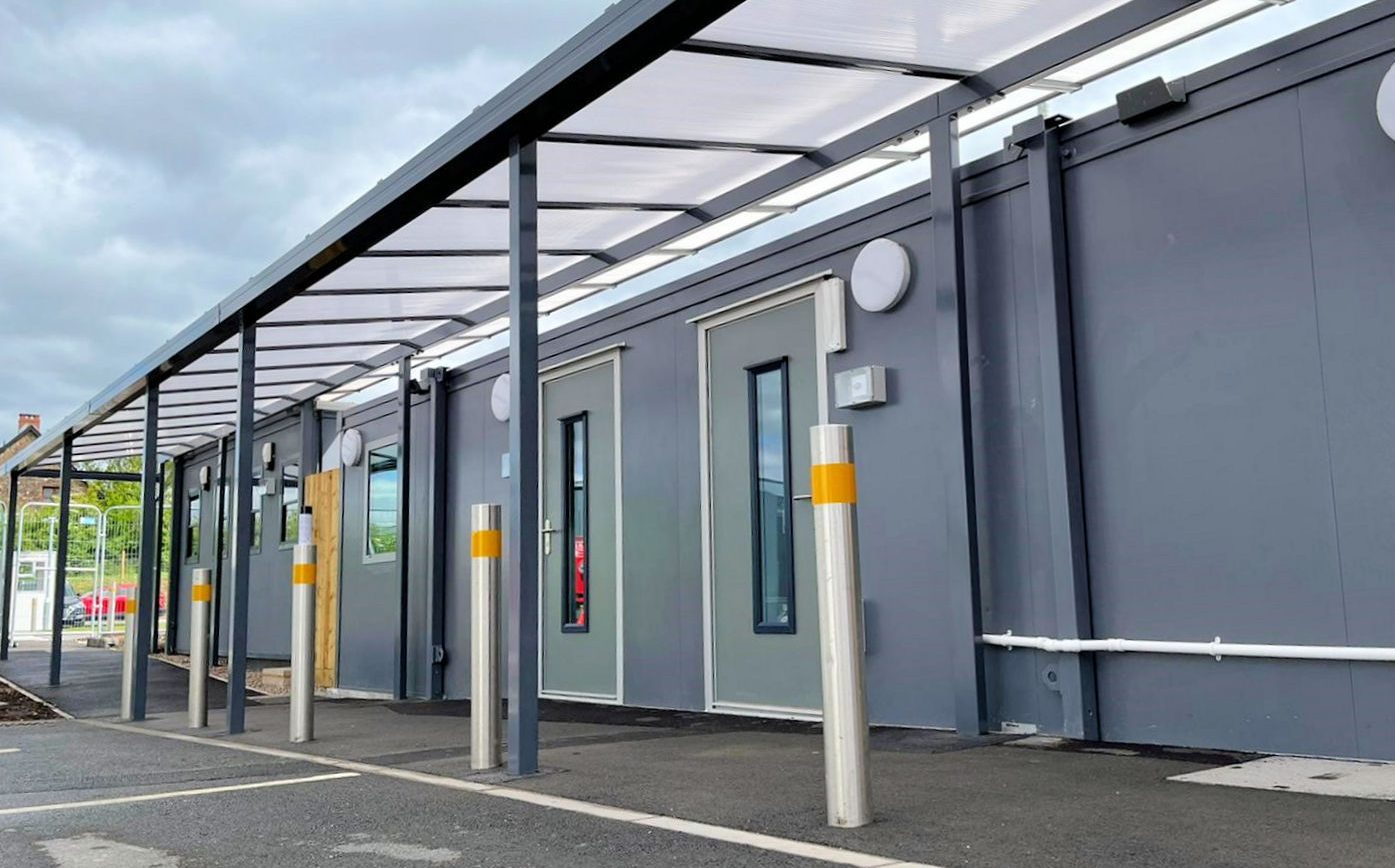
<box><xmin>0</xmin><ymin>0</ymin><xmax>608</xmax><ymax>438</ymax></box>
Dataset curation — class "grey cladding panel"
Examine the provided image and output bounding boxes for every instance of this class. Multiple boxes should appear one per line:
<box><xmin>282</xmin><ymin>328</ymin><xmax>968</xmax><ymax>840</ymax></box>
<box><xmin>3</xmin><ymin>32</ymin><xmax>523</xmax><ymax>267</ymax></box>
<box><xmin>1067</xmin><ymin>90</ymin><xmax>1354</xmax><ymax>755</ymax></box>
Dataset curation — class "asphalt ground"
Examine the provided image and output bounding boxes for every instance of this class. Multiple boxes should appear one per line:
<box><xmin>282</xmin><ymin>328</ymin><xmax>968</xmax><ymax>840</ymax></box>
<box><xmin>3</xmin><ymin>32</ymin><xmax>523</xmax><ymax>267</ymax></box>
<box><xmin>4</xmin><ymin>644</ymin><xmax>1395</xmax><ymax>866</ymax></box>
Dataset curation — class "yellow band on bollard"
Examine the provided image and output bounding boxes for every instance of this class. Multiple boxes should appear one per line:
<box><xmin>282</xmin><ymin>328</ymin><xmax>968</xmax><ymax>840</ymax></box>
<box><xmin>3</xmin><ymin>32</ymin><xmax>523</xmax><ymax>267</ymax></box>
<box><xmin>126</xmin><ymin>598</ymin><xmax>137</xmax><ymax>614</ymax></box>
<box><xmin>811</xmin><ymin>462</ymin><xmax>857</xmax><ymax>506</ymax></box>
<box><xmin>292</xmin><ymin>563</ymin><xmax>316</xmax><ymax>585</ymax></box>
<box><xmin>191</xmin><ymin>585</ymin><xmax>212</xmax><ymax>603</ymax></box>
<box><xmin>472</xmin><ymin>529</ymin><xmax>502</xmax><ymax>558</ymax></box>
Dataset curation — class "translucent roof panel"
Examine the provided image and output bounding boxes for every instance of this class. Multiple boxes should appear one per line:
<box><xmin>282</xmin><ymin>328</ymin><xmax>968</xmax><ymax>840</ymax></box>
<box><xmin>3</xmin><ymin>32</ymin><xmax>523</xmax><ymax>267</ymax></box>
<box><xmin>191</xmin><ymin>345</ymin><xmax>399</xmax><ymax>370</ymax></box>
<box><xmin>265</xmin><ymin>289</ymin><xmax>505</xmax><ymax>323</ymax></box>
<box><xmin>697</xmin><ymin>0</ymin><xmax>1134</xmax><ymax>71</ymax></box>
<box><xmin>164</xmin><ymin>365</ymin><xmax>358</xmax><ymax>392</ymax></box>
<box><xmin>454</xmin><ymin>142</ymin><xmax>800</xmax><ymax>206</ymax></box>
<box><xmin>556</xmin><ymin>52</ymin><xmax>948</xmax><ymax>148</ymax></box>
<box><xmin>311</xmin><ymin>255</ymin><xmax>590</xmax><ymax>290</ymax></box>
<box><xmin>374</xmin><ymin>208</ymin><xmax>682</xmax><ymax>253</ymax></box>
<box><xmin>257</xmin><ymin>320</ymin><xmax>455</xmax><ymax>348</ymax></box>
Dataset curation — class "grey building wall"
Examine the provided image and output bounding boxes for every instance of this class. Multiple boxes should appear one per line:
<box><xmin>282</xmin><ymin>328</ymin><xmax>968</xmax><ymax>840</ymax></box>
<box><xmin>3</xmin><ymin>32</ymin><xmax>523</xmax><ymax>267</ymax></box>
<box><xmin>326</xmin><ymin>6</ymin><xmax>1395</xmax><ymax>757</ymax></box>
<box><xmin>173</xmin><ymin>410</ymin><xmax>308</xmax><ymax>660</ymax></box>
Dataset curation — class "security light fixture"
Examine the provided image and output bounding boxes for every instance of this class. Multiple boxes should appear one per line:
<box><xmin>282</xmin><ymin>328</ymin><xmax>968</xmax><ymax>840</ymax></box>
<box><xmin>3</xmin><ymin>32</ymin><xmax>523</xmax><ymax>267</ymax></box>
<box><xmin>1379</xmin><ymin>62</ymin><xmax>1395</xmax><ymax>143</ymax></box>
<box><xmin>341</xmin><ymin>429</ymin><xmax>364</xmax><ymax>467</ymax></box>
<box><xmin>491</xmin><ymin>375</ymin><xmax>511</xmax><ymax>423</ymax></box>
<box><xmin>261</xmin><ymin>442</ymin><xmax>276</xmax><ymax>470</ymax></box>
<box><xmin>850</xmin><ymin>239</ymin><xmax>911</xmax><ymax>313</ymax></box>
<box><xmin>199</xmin><ymin>465</ymin><xmax>212</xmax><ymax>491</ymax></box>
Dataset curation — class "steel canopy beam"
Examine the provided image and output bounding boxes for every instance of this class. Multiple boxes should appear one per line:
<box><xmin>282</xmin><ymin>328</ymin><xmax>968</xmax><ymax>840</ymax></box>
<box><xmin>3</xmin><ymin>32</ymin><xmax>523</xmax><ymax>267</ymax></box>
<box><xmin>360</xmin><ymin>249</ymin><xmax>603</xmax><ymax>259</ymax></box>
<box><xmin>439</xmin><ymin>198</ymin><xmax>693</xmax><ymax>212</ymax></box>
<box><xmin>677</xmin><ymin>39</ymin><xmax>975</xmax><ymax>79</ymax></box>
<box><xmin>541</xmin><ymin>131</ymin><xmax>808</xmax><ymax>155</ymax></box>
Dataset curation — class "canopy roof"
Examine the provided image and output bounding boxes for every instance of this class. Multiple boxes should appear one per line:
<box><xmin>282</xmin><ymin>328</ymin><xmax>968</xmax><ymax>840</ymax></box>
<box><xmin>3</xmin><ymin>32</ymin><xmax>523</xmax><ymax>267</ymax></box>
<box><xmin>8</xmin><ymin>0</ymin><xmax>1293</xmax><ymax>472</ymax></box>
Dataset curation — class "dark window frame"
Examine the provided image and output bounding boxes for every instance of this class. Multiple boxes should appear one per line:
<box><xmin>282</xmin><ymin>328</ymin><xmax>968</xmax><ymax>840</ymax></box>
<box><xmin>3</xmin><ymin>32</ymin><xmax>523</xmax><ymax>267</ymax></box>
<box><xmin>279</xmin><ymin>462</ymin><xmax>301</xmax><ymax>547</ymax></box>
<box><xmin>364</xmin><ymin>440</ymin><xmax>400</xmax><ymax>562</ymax></box>
<box><xmin>184</xmin><ymin>488</ymin><xmax>202</xmax><ymax>563</ymax></box>
<box><xmin>560</xmin><ymin>412</ymin><xmax>590</xmax><ymax>633</ymax></box>
<box><xmin>747</xmin><ymin>357</ymin><xmax>797</xmax><ymax>635</ymax></box>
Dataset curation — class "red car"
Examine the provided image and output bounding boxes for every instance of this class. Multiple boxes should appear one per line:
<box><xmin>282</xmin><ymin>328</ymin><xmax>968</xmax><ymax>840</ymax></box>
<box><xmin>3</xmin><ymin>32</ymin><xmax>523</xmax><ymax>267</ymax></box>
<box><xmin>80</xmin><ymin>585</ymin><xmax>166</xmax><ymax>617</ymax></box>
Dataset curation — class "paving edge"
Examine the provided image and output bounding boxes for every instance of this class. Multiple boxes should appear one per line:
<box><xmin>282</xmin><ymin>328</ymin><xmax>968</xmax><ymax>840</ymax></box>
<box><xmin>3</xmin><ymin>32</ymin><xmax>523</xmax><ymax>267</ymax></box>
<box><xmin>0</xmin><ymin>673</ymin><xmax>73</xmax><ymax>720</ymax></box>
<box><xmin>79</xmin><ymin>718</ymin><xmax>939</xmax><ymax>868</ymax></box>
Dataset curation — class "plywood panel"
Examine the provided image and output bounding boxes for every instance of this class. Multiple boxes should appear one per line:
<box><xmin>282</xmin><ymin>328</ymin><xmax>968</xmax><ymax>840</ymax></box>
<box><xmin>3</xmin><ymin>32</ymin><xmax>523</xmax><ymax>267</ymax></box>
<box><xmin>304</xmin><ymin>469</ymin><xmax>341</xmax><ymax>689</ymax></box>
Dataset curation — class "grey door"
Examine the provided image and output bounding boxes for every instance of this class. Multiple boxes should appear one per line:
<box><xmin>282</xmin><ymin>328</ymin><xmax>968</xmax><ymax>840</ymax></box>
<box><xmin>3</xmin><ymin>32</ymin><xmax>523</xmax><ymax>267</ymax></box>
<box><xmin>707</xmin><ymin>297</ymin><xmax>821</xmax><ymax>713</ymax></box>
<box><xmin>541</xmin><ymin>360</ymin><xmax>618</xmax><ymax>700</ymax></box>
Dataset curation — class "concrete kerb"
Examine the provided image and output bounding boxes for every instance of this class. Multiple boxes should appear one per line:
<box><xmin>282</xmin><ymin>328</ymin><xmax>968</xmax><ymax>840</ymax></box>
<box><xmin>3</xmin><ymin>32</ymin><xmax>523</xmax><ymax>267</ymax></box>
<box><xmin>0</xmin><ymin>672</ymin><xmax>72</xmax><ymax>720</ymax></box>
<box><xmin>78</xmin><ymin>717</ymin><xmax>940</xmax><ymax>868</ymax></box>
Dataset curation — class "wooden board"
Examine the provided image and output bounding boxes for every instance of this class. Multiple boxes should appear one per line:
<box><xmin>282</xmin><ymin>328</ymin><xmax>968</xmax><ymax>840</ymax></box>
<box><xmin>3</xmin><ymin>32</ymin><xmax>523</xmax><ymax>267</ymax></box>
<box><xmin>304</xmin><ymin>469</ymin><xmax>341</xmax><ymax>689</ymax></box>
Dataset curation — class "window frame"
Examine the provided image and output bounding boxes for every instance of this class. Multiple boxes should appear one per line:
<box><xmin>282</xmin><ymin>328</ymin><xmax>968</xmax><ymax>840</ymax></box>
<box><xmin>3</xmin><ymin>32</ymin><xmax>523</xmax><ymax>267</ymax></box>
<box><xmin>363</xmin><ymin>438</ymin><xmax>400</xmax><ymax>564</ymax></box>
<box><xmin>746</xmin><ymin>357</ymin><xmax>797</xmax><ymax>635</ymax></box>
<box><xmin>278</xmin><ymin>461</ymin><xmax>301</xmax><ymax>548</ymax></box>
<box><xmin>250</xmin><ymin>472</ymin><xmax>265</xmax><ymax>555</ymax></box>
<box><xmin>560</xmin><ymin>412</ymin><xmax>590</xmax><ymax>634</ymax></box>
<box><xmin>184</xmin><ymin>488</ymin><xmax>202</xmax><ymax>564</ymax></box>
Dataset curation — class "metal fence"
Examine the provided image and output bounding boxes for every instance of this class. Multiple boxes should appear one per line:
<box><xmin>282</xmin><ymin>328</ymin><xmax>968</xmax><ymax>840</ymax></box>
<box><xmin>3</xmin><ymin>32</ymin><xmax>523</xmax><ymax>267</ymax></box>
<box><xmin>4</xmin><ymin>502</ymin><xmax>145</xmax><ymax>639</ymax></box>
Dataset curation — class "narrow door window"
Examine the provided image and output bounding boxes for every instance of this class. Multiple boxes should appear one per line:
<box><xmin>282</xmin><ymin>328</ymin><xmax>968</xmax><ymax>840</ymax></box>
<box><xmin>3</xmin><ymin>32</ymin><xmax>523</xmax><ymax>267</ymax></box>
<box><xmin>748</xmin><ymin>359</ymin><xmax>795</xmax><ymax>633</ymax></box>
<box><xmin>185</xmin><ymin>490</ymin><xmax>201</xmax><ymax>562</ymax></box>
<box><xmin>219</xmin><ymin>481</ymin><xmax>229</xmax><ymax>559</ymax></box>
<box><xmin>562</xmin><ymin>413</ymin><xmax>589</xmax><ymax>632</ymax></box>
<box><xmin>250</xmin><ymin>474</ymin><xmax>265</xmax><ymax>554</ymax></box>
<box><xmin>366</xmin><ymin>444</ymin><xmax>399</xmax><ymax>558</ymax></box>
<box><xmin>280</xmin><ymin>463</ymin><xmax>300</xmax><ymax>545</ymax></box>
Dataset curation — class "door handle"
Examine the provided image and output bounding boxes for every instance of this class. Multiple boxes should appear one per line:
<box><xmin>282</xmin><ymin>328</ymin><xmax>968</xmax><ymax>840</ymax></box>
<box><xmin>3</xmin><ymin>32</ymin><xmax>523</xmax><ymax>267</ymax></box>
<box><xmin>792</xmin><ymin>494</ymin><xmax>812</xmax><ymax>502</ymax></box>
<box><xmin>541</xmin><ymin>519</ymin><xmax>558</xmax><ymax>556</ymax></box>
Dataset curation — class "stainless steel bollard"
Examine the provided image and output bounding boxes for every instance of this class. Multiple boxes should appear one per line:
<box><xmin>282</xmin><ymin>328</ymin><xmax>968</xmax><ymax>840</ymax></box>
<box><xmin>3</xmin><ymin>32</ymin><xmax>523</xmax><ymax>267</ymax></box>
<box><xmin>290</xmin><ymin>508</ymin><xmax>316</xmax><ymax>743</ymax></box>
<box><xmin>810</xmin><ymin>424</ymin><xmax>872</xmax><ymax>828</ymax></box>
<box><xmin>120</xmin><ymin>591</ymin><xmax>138</xmax><ymax>721</ymax></box>
<box><xmin>188</xmin><ymin>568</ymin><xmax>213</xmax><ymax>728</ymax></box>
<box><xmin>470</xmin><ymin>503</ymin><xmax>503</xmax><ymax>770</ymax></box>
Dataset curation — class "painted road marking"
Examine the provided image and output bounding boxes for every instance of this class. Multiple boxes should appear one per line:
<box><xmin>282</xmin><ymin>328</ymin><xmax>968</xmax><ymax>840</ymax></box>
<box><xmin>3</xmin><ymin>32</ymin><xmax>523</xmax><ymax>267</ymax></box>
<box><xmin>0</xmin><ymin>748</ymin><xmax>21</xmax><ymax>755</ymax></box>
<box><xmin>1172</xmin><ymin>756</ymin><xmax>1395</xmax><ymax>800</ymax></box>
<box><xmin>0</xmin><ymin>770</ymin><xmax>359</xmax><ymax>816</ymax></box>
<box><xmin>82</xmin><ymin>719</ymin><xmax>940</xmax><ymax>867</ymax></box>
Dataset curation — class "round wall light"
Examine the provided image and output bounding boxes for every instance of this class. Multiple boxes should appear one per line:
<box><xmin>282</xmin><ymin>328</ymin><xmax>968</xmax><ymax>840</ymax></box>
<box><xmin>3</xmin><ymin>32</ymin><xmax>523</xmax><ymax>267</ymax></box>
<box><xmin>340</xmin><ymin>428</ymin><xmax>364</xmax><ymax>467</ymax></box>
<box><xmin>851</xmin><ymin>238</ymin><xmax>912</xmax><ymax>312</ymax></box>
<box><xmin>1379</xmin><ymin>62</ymin><xmax>1395</xmax><ymax>142</ymax></box>
<box><xmin>491</xmin><ymin>374</ymin><xmax>511</xmax><ymax>423</ymax></box>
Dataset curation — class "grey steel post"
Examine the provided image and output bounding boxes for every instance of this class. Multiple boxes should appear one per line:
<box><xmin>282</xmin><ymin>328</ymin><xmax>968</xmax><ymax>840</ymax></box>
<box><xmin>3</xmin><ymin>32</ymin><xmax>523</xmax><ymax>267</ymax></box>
<box><xmin>471</xmin><ymin>503</ymin><xmax>503</xmax><ymax>770</ymax></box>
<box><xmin>809</xmin><ymin>425</ymin><xmax>872</xmax><ymax>828</ymax></box>
<box><xmin>131</xmin><ymin>379</ymin><xmax>162</xmax><ymax>720</ymax></box>
<box><xmin>506</xmin><ymin>136</ymin><xmax>541</xmax><ymax>776</ymax></box>
<box><xmin>428</xmin><ymin>370</ymin><xmax>449</xmax><ymax>700</ymax></box>
<box><xmin>164</xmin><ymin>458</ymin><xmax>184</xmax><ymax>655</ymax></box>
<box><xmin>188</xmin><ymin>567</ymin><xmax>212</xmax><ymax>729</ymax></box>
<box><xmin>394</xmin><ymin>356</ymin><xmax>412</xmax><ymax>701</ymax></box>
<box><xmin>120</xmin><ymin>589</ymin><xmax>140</xmax><ymax>720</ymax></box>
<box><xmin>48</xmin><ymin>432</ymin><xmax>74</xmax><ymax>686</ymax></box>
<box><xmin>227</xmin><ymin>317</ymin><xmax>256</xmax><ymax>735</ymax></box>
<box><xmin>211</xmin><ymin>437</ymin><xmax>229</xmax><ymax>665</ymax></box>
<box><xmin>290</xmin><ymin>507</ymin><xmax>316</xmax><ymax>743</ymax></box>
<box><xmin>1</xmin><ymin>471</ymin><xmax>18</xmax><ymax>660</ymax></box>
<box><xmin>1018</xmin><ymin>115</ymin><xmax>1100</xmax><ymax>741</ymax></box>
<box><xmin>929</xmin><ymin>113</ymin><xmax>988</xmax><ymax>735</ymax></box>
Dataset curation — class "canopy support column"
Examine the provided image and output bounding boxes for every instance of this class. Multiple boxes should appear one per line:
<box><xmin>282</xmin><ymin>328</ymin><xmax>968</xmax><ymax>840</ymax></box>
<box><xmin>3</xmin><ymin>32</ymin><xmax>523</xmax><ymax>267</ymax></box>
<box><xmin>211</xmin><ymin>436</ymin><xmax>230</xmax><ymax>665</ymax></box>
<box><xmin>0</xmin><ymin>471</ymin><xmax>18</xmax><ymax>660</ymax></box>
<box><xmin>929</xmin><ymin>114</ymin><xmax>987</xmax><ymax>735</ymax></box>
<box><xmin>227</xmin><ymin>317</ymin><xmax>256</xmax><ymax>734</ymax></box>
<box><xmin>427</xmin><ymin>368</ymin><xmax>449</xmax><ymax>700</ymax></box>
<box><xmin>131</xmin><ymin>383</ymin><xmax>162</xmax><ymax>718</ymax></box>
<box><xmin>506</xmin><ymin>137</ymin><xmax>540</xmax><ymax>776</ymax></box>
<box><xmin>152</xmin><ymin>461</ymin><xmax>168</xmax><ymax>654</ymax></box>
<box><xmin>395</xmin><ymin>356</ymin><xmax>413</xmax><ymax>701</ymax></box>
<box><xmin>47</xmin><ymin>432</ymin><xmax>74</xmax><ymax>686</ymax></box>
<box><xmin>165</xmin><ymin>457</ymin><xmax>186</xmax><ymax>655</ymax></box>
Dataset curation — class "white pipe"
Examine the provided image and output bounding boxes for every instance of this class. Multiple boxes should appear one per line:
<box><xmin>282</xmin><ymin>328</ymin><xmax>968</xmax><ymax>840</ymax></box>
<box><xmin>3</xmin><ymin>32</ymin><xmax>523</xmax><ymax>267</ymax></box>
<box><xmin>981</xmin><ymin>632</ymin><xmax>1395</xmax><ymax>662</ymax></box>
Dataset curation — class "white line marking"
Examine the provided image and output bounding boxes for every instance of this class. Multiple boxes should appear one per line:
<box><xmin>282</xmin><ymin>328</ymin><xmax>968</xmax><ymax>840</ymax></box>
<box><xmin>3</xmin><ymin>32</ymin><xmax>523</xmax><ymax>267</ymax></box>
<box><xmin>80</xmin><ymin>719</ymin><xmax>941</xmax><ymax>867</ymax></box>
<box><xmin>0</xmin><ymin>770</ymin><xmax>359</xmax><ymax>816</ymax></box>
<box><xmin>0</xmin><ymin>748</ymin><xmax>20</xmax><ymax>755</ymax></box>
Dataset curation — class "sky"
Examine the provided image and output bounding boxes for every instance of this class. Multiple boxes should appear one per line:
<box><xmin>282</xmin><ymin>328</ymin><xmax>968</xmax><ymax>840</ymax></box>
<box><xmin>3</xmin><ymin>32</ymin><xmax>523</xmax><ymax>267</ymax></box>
<box><xmin>0</xmin><ymin>0</ymin><xmax>610</xmax><ymax>435</ymax></box>
<box><xmin>0</xmin><ymin>0</ymin><xmax>1373</xmax><ymax>436</ymax></box>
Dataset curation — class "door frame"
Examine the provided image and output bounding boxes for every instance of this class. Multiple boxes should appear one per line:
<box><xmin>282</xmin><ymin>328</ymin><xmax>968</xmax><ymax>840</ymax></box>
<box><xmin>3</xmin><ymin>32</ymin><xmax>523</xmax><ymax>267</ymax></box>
<box><xmin>693</xmin><ymin>273</ymin><xmax>842</xmax><ymax>719</ymax></box>
<box><xmin>536</xmin><ymin>344</ymin><xmax>626</xmax><ymax>705</ymax></box>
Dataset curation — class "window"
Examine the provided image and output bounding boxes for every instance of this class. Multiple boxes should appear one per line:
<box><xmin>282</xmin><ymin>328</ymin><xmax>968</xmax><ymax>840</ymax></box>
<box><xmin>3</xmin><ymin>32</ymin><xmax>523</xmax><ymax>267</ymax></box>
<box><xmin>748</xmin><ymin>359</ymin><xmax>795</xmax><ymax>633</ymax></box>
<box><xmin>219</xmin><ymin>480</ymin><xmax>229</xmax><ymax>558</ymax></box>
<box><xmin>42</xmin><ymin>485</ymin><xmax>58</xmax><ymax>502</ymax></box>
<box><xmin>366</xmin><ymin>443</ymin><xmax>399</xmax><ymax>558</ymax></box>
<box><xmin>185</xmin><ymin>490</ymin><xmax>201</xmax><ymax>562</ymax></box>
<box><xmin>561</xmin><ymin>414</ymin><xmax>589</xmax><ymax>632</ymax></box>
<box><xmin>250</xmin><ymin>474</ymin><xmax>265</xmax><ymax>554</ymax></box>
<box><xmin>280</xmin><ymin>463</ymin><xmax>301</xmax><ymax>546</ymax></box>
